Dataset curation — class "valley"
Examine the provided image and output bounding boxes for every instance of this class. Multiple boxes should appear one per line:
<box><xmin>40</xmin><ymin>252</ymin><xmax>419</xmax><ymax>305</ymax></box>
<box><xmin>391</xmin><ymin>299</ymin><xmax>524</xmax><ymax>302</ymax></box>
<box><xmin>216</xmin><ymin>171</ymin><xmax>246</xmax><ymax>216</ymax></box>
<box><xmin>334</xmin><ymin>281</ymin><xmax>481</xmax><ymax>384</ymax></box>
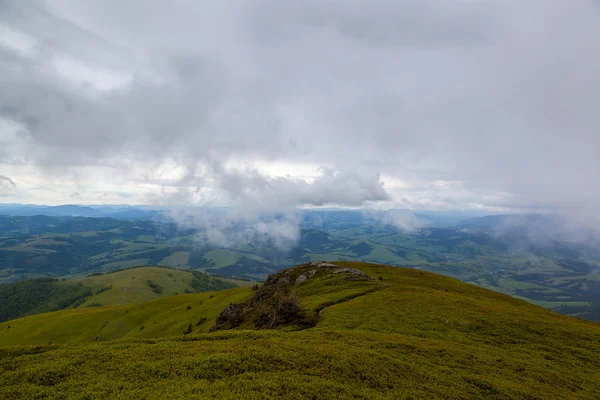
<box><xmin>1</xmin><ymin>211</ymin><xmax>600</xmax><ymax>321</ymax></box>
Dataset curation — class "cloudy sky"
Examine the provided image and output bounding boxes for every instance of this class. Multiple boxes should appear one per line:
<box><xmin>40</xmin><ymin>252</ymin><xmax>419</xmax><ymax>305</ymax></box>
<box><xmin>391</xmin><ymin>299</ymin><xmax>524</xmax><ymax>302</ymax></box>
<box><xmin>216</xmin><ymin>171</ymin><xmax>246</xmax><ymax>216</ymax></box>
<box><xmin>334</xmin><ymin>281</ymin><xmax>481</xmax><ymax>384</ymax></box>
<box><xmin>1</xmin><ymin>0</ymin><xmax>599</xmax><ymax>219</ymax></box>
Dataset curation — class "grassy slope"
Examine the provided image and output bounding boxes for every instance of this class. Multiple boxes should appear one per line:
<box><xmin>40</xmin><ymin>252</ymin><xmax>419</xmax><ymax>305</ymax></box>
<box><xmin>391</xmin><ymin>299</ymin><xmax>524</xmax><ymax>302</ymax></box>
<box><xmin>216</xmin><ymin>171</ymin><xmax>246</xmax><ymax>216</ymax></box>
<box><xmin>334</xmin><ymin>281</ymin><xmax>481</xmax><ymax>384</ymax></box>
<box><xmin>220</xmin><ymin>277</ymin><xmax>256</xmax><ymax>288</ymax></box>
<box><xmin>74</xmin><ymin>267</ymin><xmax>206</xmax><ymax>307</ymax></box>
<box><xmin>0</xmin><ymin>267</ymin><xmax>239</xmax><ymax>323</ymax></box>
<box><xmin>0</xmin><ymin>279</ymin><xmax>91</xmax><ymax>323</ymax></box>
<box><xmin>0</xmin><ymin>287</ymin><xmax>252</xmax><ymax>346</ymax></box>
<box><xmin>1</xmin><ymin>262</ymin><xmax>600</xmax><ymax>399</ymax></box>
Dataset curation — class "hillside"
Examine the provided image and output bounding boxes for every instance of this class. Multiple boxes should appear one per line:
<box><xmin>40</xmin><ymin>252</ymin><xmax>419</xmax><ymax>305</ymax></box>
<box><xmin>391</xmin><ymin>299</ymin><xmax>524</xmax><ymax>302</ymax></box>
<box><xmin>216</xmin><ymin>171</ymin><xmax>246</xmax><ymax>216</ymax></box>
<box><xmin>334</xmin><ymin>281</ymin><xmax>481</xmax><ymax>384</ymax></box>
<box><xmin>3</xmin><ymin>214</ymin><xmax>600</xmax><ymax>323</ymax></box>
<box><xmin>0</xmin><ymin>267</ymin><xmax>237</xmax><ymax>322</ymax></box>
<box><xmin>73</xmin><ymin>266</ymin><xmax>237</xmax><ymax>307</ymax></box>
<box><xmin>1</xmin><ymin>262</ymin><xmax>600</xmax><ymax>399</ymax></box>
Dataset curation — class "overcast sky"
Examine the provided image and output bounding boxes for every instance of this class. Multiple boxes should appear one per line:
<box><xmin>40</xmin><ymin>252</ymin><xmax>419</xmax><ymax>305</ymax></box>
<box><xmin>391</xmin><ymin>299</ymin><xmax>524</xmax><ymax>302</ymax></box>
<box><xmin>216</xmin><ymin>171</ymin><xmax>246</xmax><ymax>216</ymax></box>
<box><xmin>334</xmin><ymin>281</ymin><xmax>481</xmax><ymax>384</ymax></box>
<box><xmin>1</xmin><ymin>1</ymin><xmax>599</xmax><ymax>220</ymax></box>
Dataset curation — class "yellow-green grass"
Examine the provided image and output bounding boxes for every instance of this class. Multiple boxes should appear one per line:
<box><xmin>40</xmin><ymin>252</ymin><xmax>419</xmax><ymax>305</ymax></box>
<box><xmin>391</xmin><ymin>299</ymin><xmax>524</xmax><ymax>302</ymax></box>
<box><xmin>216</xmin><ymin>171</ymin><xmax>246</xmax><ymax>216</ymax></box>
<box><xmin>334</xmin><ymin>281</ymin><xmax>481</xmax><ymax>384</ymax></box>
<box><xmin>159</xmin><ymin>251</ymin><xmax>190</xmax><ymax>267</ymax></box>
<box><xmin>203</xmin><ymin>249</ymin><xmax>242</xmax><ymax>267</ymax></box>
<box><xmin>97</xmin><ymin>258</ymin><xmax>151</xmax><ymax>271</ymax></box>
<box><xmin>220</xmin><ymin>277</ymin><xmax>257</xmax><ymax>288</ymax></box>
<box><xmin>88</xmin><ymin>241</ymin><xmax>169</xmax><ymax>263</ymax></box>
<box><xmin>71</xmin><ymin>267</ymin><xmax>218</xmax><ymax>307</ymax></box>
<box><xmin>303</xmin><ymin>253</ymin><xmax>353</xmax><ymax>262</ymax></box>
<box><xmin>526</xmin><ymin>300</ymin><xmax>592</xmax><ymax>309</ymax></box>
<box><xmin>24</xmin><ymin>238</ymin><xmax>72</xmax><ymax>246</ymax></box>
<box><xmin>0</xmin><ymin>287</ymin><xmax>253</xmax><ymax>346</ymax></box>
<box><xmin>2</xmin><ymin>262</ymin><xmax>600</xmax><ymax>399</ymax></box>
<box><xmin>203</xmin><ymin>249</ymin><xmax>270</xmax><ymax>269</ymax></box>
<box><xmin>0</xmin><ymin>266</ymin><xmax>240</xmax><ymax>323</ymax></box>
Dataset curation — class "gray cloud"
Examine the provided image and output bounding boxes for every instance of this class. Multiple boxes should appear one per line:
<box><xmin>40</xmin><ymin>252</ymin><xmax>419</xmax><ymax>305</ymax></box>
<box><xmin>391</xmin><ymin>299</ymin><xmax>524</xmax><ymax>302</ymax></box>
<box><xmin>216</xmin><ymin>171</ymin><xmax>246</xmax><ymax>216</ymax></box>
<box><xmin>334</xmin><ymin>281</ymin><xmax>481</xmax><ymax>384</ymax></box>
<box><xmin>0</xmin><ymin>0</ymin><xmax>598</xmax><ymax>222</ymax></box>
<box><xmin>169</xmin><ymin>208</ymin><xmax>300</xmax><ymax>250</ymax></box>
<box><xmin>0</xmin><ymin>175</ymin><xmax>16</xmax><ymax>188</ymax></box>
<box><xmin>212</xmin><ymin>165</ymin><xmax>389</xmax><ymax>211</ymax></box>
<box><xmin>0</xmin><ymin>175</ymin><xmax>16</xmax><ymax>196</ymax></box>
<box><xmin>363</xmin><ymin>208</ymin><xmax>422</xmax><ymax>233</ymax></box>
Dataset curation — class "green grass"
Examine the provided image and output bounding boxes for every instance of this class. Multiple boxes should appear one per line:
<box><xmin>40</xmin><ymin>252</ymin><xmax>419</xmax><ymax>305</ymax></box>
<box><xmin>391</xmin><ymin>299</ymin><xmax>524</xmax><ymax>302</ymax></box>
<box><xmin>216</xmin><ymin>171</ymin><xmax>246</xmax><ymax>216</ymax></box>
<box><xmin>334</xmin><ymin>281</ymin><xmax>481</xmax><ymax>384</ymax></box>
<box><xmin>496</xmin><ymin>278</ymin><xmax>551</xmax><ymax>291</ymax></box>
<box><xmin>0</xmin><ymin>267</ymin><xmax>239</xmax><ymax>322</ymax></box>
<box><xmin>75</xmin><ymin>267</ymin><xmax>201</xmax><ymax>307</ymax></box>
<box><xmin>98</xmin><ymin>258</ymin><xmax>151</xmax><ymax>271</ymax></box>
<box><xmin>1</xmin><ymin>262</ymin><xmax>600</xmax><ymax>399</ymax></box>
<box><xmin>220</xmin><ymin>277</ymin><xmax>257</xmax><ymax>288</ymax></box>
<box><xmin>202</xmin><ymin>249</ymin><xmax>271</xmax><ymax>269</ymax></box>
<box><xmin>0</xmin><ymin>287</ymin><xmax>253</xmax><ymax>346</ymax></box>
<box><xmin>527</xmin><ymin>300</ymin><xmax>593</xmax><ymax>309</ymax></box>
<box><xmin>203</xmin><ymin>249</ymin><xmax>244</xmax><ymax>268</ymax></box>
<box><xmin>159</xmin><ymin>251</ymin><xmax>190</xmax><ymax>267</ymax></box>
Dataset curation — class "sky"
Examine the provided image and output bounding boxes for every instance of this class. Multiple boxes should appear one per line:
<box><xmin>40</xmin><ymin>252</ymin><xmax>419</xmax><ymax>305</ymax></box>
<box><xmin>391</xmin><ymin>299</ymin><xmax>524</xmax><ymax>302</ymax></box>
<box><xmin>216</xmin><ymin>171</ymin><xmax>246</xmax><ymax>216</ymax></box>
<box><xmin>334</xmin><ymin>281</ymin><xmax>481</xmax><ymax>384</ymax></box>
<box><xmin>0</xmin><ymin>1</ymin><xmax>599</xmax><ymax>222</ymax></box>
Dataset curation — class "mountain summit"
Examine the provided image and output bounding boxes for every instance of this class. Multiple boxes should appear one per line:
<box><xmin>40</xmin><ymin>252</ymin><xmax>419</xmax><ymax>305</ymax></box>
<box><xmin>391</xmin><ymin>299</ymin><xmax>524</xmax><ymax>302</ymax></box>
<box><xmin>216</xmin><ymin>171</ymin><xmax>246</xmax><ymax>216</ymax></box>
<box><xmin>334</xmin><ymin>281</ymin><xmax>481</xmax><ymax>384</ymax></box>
<box><xmin>1</xmin><ymin>262</ymin><xmax>600</xmax><ymax>399</ymax></box>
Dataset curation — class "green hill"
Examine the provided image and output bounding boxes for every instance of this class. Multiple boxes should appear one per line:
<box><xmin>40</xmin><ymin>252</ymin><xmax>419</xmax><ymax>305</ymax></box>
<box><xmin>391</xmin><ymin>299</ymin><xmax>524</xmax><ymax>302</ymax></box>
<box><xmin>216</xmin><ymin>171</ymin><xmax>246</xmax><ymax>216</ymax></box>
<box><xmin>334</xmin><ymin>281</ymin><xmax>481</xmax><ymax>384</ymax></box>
<box><xmin>1</xmin><ymin>262</ymin><xmax>600</xmax><ymax>399</ymax></box>
<box><xmin>0</xmin><ymin>278</ymin><xmax>92</xmax><ymax>322</ymax></box>
<box><xmin>4</xmin><ymin>214</ymin><xmax>600</xmax><ymax>322</ymax></box>
<box><xmin>0</xmin><ymin>267</ymin><xmax>237</xmax><ymax>322</ymax></box>
<box><xmin>73</xmin><ymin>266</ymin><xmax>237</xmax><ymax>307</ymax></box>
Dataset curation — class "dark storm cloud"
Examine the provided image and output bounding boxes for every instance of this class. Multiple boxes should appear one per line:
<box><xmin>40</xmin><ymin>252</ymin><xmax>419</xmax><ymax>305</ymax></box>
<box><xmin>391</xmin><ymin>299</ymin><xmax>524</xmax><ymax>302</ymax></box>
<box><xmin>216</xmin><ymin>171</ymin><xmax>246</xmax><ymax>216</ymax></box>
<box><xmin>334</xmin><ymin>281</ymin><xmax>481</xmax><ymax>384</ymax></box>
<box><xmin>0</xmin><ymin>0</ymin><xmax>599</xmax><ymax>216</ymax></box>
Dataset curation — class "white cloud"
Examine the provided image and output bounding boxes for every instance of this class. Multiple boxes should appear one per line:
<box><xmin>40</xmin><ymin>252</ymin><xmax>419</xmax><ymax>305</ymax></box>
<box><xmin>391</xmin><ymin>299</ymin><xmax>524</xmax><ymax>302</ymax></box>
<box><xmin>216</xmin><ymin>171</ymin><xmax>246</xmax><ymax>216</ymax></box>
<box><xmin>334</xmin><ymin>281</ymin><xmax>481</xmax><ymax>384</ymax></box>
<box><xmin>0</xmin><ymin>24</ymin><xmax>38</xmax><ymax>57</ymax></box>
<box><xmin>0</xmin><ymin>0</ymin><xmax>598</xmax><ymax>225</ymax></box>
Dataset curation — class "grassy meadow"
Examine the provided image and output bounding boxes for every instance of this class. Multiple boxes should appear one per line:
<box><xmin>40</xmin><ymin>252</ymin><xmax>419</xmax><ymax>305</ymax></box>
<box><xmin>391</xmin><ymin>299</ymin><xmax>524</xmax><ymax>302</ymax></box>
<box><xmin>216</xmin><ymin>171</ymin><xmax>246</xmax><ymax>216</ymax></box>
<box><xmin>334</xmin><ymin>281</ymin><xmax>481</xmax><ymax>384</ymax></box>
<box><xmin>0</xmin><ymin>267</ymin><xmax>237</xmax><ymax>323</ymax></box>
<box><xmin>1</xmin><ymin>262</ymin><xmax>600</xmax><ymax>398</ymax></box>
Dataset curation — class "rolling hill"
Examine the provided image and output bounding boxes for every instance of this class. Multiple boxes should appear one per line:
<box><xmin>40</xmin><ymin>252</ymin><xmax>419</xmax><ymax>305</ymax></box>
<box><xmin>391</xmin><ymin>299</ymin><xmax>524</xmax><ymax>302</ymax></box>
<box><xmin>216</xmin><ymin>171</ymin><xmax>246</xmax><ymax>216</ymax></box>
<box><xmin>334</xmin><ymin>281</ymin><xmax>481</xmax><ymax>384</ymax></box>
<box><xmin>3</xmin><ymin>213</ymin><xmax>600</xmax><ymax>325</ymax></box>
<box><xmin>1</xmin><ymin>262</ymin><xmax>600</xmax><ymax>399</ymax></box>
<box><xmin>0</xmin><ymin>266</ymin><xmax>237</xmax><ymax>323</ymax></box>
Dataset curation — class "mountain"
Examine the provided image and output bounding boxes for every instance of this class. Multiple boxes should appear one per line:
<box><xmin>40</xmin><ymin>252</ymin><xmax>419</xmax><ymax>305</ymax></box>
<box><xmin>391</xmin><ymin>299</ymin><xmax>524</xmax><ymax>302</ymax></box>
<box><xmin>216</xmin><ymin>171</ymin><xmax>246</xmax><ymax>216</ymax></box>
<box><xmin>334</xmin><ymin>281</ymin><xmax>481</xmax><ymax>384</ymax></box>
<box><xmin>0</xmin><ymin>204</ymin><xmax>484</xmax><ymax>226</ymax></box>
<box><xmin>2</xmin><ymin>213</ymin><xmax>600</xmax><ymax>322</ymax></box>
<box><xmin>0</xmin><ymin>267</ymin><xmax>237</xmax><ymax>323</ymax></box>
<box><xmin>0</xmin><ymin>204</ymin><xmax>160</xmax><ymax>220</ymax></box>
<box><xmin>1</xmin><ymin>262</ymin><xmax>599</xmax><ymax>399</ymax></box>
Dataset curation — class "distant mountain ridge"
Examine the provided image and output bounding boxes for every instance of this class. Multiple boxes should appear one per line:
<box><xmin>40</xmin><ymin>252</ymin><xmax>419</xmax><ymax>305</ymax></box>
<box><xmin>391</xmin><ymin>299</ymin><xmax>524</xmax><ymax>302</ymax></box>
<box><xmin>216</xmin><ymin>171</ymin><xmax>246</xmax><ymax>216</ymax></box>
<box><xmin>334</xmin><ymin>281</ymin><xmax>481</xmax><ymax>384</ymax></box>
<box><xmin>0</xmin><ymin>204</ymin><xmax>160</xmax><ymax>220</ymax></box>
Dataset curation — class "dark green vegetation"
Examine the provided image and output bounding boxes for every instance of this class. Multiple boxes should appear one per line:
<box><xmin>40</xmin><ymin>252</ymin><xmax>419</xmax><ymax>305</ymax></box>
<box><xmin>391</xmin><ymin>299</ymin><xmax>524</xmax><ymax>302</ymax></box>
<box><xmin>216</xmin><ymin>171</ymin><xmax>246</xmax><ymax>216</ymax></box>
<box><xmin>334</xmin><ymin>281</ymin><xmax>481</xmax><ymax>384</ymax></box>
<box><xmin>0</xmin><ymin>267</ymin><xmax>236</xmax><ymax>322</ymax></box>
<box><xmin>1</xmin><ymin>212</ymin><xmax>600</xmax><ymax>320</ymax></box>
<box><xmin>1</xmin><ymin>262</ymin><xmax>600</xmax><ymax>399</ymax></box>
<box><xmin>0</xmin><ymin>278</ymin><xmax>91</xmax><ymax>322</ymax></box>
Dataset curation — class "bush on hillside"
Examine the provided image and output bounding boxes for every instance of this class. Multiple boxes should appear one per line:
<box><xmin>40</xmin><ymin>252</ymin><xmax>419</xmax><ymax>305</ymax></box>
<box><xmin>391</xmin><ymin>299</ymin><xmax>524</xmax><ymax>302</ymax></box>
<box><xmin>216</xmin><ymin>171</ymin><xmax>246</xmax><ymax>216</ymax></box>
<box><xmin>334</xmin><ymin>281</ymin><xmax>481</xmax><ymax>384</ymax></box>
<box><xmin>94</xmin><ymin>285</ymin><xmax>112</xmax><ymax>295</ymax></box>
<box><xmin>255</xmin><ymin>292</ymin><xmax>304</xmax><ymax>328</ymax></box>
<box><xmin>190</xmin><ymin>271</ymin><xmax>237</xmax><ymax>292</ymax></box>
<box><xmin>210</xmin><ymin>303</ymin><xmax>246</xmax><ymax>331</ymax></box>
<box><xmin>211</xmin><ymin>267</ymin><xmax>318</xmax><ymax>332</ymax></box>
<box><xmin>146</xmin><ymin>280</ymin><xmax>164</xmax><ymax>294</ymax></box>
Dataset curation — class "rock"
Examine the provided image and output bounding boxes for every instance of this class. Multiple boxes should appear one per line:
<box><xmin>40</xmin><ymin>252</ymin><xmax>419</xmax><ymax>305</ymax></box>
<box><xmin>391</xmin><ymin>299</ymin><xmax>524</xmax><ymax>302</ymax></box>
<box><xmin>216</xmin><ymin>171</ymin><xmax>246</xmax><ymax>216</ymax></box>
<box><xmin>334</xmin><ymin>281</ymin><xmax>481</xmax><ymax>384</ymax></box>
<box><xmin>316</xmin><ymin>262</ymin><xmax>339</xmax><ymax>268</ymax></box>
<box><xmin>302</xmin><ymin>261</ymin><xmax>338</xmax><ymax>269</ymax></box>
<box><xmin>333</xmin><ymin>268</ymin><xmax>361</xmax><ymax>274</ymax></box>
<box><xmin>307</xmin><ymin>269</ymin><xmax>318</xmax><ymax>278</ymax></box>
<box><xmin>210</xmin><ymin>303</ymin><xmax>246</xmax><ymax>332</ymax></box>
<box><xmin>295</xmin><ymin>275</ymin><xmax>307</xmax><ymax>285</ymax></box>
<box><xmin>333</xmin><ymin>268</ymin><xmax>375</xmax><ymax>281</ymax></box>
<box><xmin>278</xmin><ymin>276</ymin><xmax>290</xmax><ymax>286</ymax></box>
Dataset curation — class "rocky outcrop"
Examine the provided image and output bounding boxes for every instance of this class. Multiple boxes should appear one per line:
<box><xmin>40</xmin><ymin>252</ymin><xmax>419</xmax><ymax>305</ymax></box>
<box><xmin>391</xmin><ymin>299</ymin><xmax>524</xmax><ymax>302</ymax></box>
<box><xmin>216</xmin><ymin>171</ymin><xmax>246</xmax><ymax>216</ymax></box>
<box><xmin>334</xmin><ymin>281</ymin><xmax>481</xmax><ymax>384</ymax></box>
<box><xmin>209</xmin><ymin>303</ymin><xmax>245</xmax><ymax>332</ymax></box>
<box><xmin>209</xmin><ymin>262</ymin><xmax>375</xmax><ymax>332</ymax></box>
<box><xmin>332</xmin><ymin>268</ymin><xmax>375</xmax><ymax>281</ymax></box>
<box><xmin>292</xmin><ymin>263</ymin><xmax>375</xmax><ymax>285</ymax></box>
